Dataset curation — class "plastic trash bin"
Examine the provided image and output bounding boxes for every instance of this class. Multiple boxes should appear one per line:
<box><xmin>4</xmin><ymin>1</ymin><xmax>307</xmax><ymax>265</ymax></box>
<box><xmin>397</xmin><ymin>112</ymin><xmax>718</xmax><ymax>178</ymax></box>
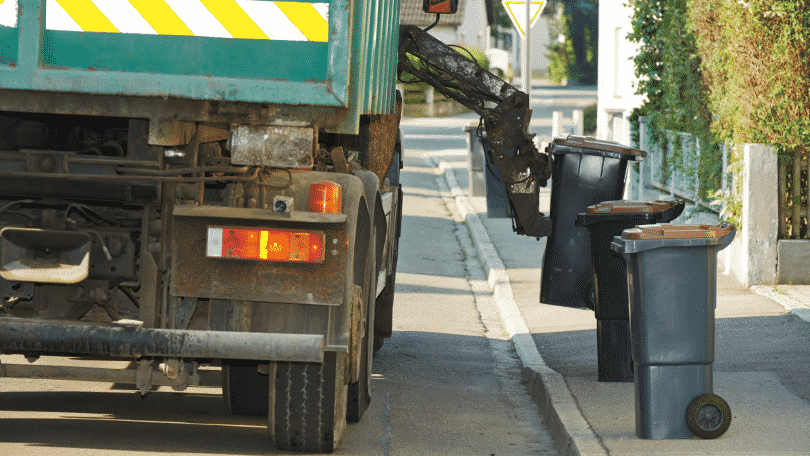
<box><xmin>463</xmin><ymin>123</ymin><xmax>486</xmax><ymax>197</ymax></box>
<box><xmin>481</xmin><ymin>137</ymin><xmax>510</xmax><ymax>219</ymax></box>
<box><xmin>575</xmin><ymin>199</ymin><xmax>685</xmax><ymax>383</ymax></box>
<box><xmin>540</xmin><ymin>136</ymin><xmax>646</xmax><ymax>308</ymax></box>
<box><xmin>611</xmin><ymin>223</ymin><xmax>736</xmax><ymax>440</ymax></box>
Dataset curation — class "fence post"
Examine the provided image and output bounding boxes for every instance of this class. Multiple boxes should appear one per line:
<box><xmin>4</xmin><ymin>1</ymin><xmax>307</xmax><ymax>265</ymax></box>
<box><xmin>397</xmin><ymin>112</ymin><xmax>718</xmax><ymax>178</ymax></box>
<box><xmin>667</xmin><ymin>132</ymin><xmax>675</xmax><ymax>197</ymax></box>
<box><xmin>721</xmin><ymin>143</ymin><xmax>730</xmax><ymax>275</ymax></box>
<box><xmin>693</xmin><ymin>136</ymin><xmax>700</xmax><ymax>203</ymax></box>
<box><xmin>425</xmin><ymin>86</ymin><xmax>435</xmax><ymax>117</ymax></box>
<box><xmin>552</xmin><ymin>111</ymin><xmax>563</xmax><ymax>138</ymax></box>
<box><xmin>572</xmin><ymin>109</ymin><xmax>584</xmax><ymax>136</ymax></box>
<box><xmin>639</xmin><ymin>117</ymin><xmax>649</xmax><ymax>200</ymax></box>
<box><xmin>792</xmin><ymin>154</ymin><xmax>802</xmax><ymax>235</ymax></box>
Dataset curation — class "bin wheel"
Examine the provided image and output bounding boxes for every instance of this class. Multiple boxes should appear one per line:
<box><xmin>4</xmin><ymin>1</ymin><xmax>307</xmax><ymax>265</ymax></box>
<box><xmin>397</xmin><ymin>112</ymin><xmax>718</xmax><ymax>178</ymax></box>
<box><xmin>686</xmin><ymin>393</ymin><xmax>731</xmax><ymax>439</ymax></box>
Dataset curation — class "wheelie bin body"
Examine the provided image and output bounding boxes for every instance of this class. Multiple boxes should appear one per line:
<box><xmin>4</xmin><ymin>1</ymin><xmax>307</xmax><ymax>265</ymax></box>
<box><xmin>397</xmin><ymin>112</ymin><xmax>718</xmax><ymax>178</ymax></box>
<box><xmin>575</xmin><ymin>199</ymin><xmax>685</xmax><ymax>382</ymax></box>
<box><xmin>463</xmin><ymin>123</ymin><xmax>486</xmax><ymax>197</ymax></box>
<box><xmin>611</xmin><ymin>223</ymin><xmax>736</xmax><ymax>440</ymax></box>
<box><xmin>540</xmin><ymin>136</ymin><xmax>646</xmax><ymax>308</ymax></box>
<box><xmin>482</xmin><ymin>136</ymin><xmax>511</xmax><ymax>218</ymax></box>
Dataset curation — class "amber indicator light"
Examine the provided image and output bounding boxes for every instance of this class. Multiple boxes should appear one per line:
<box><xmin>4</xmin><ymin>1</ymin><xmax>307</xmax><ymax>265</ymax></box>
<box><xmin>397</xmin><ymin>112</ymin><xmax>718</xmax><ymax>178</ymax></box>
<box><xmin>308</xmin><ymin>181</ymin><xmax>342</xmax><ymax>214</ymax></box>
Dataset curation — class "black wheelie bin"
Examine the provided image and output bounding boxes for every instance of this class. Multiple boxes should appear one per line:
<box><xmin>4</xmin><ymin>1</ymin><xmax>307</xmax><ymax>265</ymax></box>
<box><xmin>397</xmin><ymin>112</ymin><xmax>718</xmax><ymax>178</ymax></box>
<box><xmin>575</xmin><ymin>199</ymin><xmax>685</xmax><ymax>382</ymax></box>
<box><xmin>611</xmin><ymin>222</ymin><xmax>736</xmax><ymax>440</ymax></box>
<box><xmin>540</xmin><ymin>136</ymin><xmax>646</xmax><ymax>308</ymax></box>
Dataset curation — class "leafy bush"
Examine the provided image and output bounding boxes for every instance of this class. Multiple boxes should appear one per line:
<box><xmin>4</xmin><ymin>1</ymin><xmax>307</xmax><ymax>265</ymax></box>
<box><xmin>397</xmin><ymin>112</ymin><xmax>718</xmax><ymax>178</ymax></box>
<box><xmin>628</xmin><ymin>0</ymin><xmax>810</xmax><ymax>236</ymax></box>
<box><xmin>627</xmin><ymin>0</ymin><xmax>726</xmax><ymax>205</ymax></box>
<box><xmin>583</xmin><ymin>103</ymin><xmax>597</xmax><ymax>135</ymax></box>
<box><xmin>546</xmin><ymin>5</ymin><xmax>574</xmax><ymax>84</ymax></box>
<box><xmin>689</xmin><ymin>0</ymin><xmax>809</xmax><ymax>237</ymax></box>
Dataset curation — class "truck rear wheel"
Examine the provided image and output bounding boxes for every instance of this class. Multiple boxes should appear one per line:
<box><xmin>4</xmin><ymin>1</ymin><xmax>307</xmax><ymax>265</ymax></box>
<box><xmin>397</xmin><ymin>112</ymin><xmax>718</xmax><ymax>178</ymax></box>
<box><xmin>347</xmin><ymin>301</ymin><xmax>371</xmax><ymax>423</ymax></box>
<box><xmin>222</xmin><ymin>360</ymin><xmax>269</xmax><ymax>416</ymax></box>
<box><xmin>270</xmin><ymin>351</ymin><xmax>348</xmax><ymax>453</ymax></box>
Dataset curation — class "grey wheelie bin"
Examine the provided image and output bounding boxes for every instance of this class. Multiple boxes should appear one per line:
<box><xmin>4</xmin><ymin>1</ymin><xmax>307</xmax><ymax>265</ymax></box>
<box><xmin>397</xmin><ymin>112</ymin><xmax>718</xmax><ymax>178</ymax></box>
<box><xmin>482</xmin><ymin>138</ymin><xmax>511</xmax><ymax>219</ymax></box>
<box><xmin>611</xmin><ymin>223</ymin><xmax>736</xmax><ymax>440</ymax></box>
<box><xmin>463</xmin><ymin>123</ymin><xmax>486</xmax><ymax>197</ymax></box>
<box><xmin>463</xmin><ymin>124</ymin><xmax>509</xmax><ymax>217</ymax></box>
<box><xmin>540</xmin><ymin>136</ymin><xmax>646</xmax><ymax>308</ymax></box>
<box><xmin>575</xmin><ymin>199</ymin><xmax>685</xmax><ymax>383</ymax></box>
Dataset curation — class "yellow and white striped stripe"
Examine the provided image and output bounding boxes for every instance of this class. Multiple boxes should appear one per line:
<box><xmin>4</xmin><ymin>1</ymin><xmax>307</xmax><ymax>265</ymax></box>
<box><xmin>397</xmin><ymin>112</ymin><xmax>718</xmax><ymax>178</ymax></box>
<box><xmin>0</xmin><ymin>0</ymin><xmax>329</xmax><ymax>41</ymax></box>
<box><xmin>0</xmin><ymin>0</ymin><xmax>18</xmax><ymax>28</ymax></box>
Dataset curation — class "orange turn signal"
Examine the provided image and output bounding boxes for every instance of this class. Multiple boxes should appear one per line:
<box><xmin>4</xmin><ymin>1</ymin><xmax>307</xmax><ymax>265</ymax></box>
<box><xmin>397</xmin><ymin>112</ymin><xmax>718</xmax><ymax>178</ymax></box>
<box><xmin>308</xmin><ymin>181</ymin><xmax>342</xmax><ymax>214</ymax></box>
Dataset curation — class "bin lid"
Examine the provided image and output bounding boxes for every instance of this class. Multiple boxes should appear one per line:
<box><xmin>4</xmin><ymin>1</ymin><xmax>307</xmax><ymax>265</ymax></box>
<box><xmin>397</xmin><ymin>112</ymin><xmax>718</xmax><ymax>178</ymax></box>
<box><xmin>622</xmin><ymin>223</ymin><xmax>736</xmax><ymax>240</ymax></box>
<box><xmin>575</xmin><ymin>199</ymin><xmax>685</xmax><ymax>226</ymax></box>
<box><xmin>610</xmin><ymin>222</ymin><xmax>737</xmax><ymax>255</ymax></box>
<box><xmin>586</xmin><ymin>199</ymin><xmax>680</xmax><ymax>214</ymax></box>
<box><xmin>551</xmin><ymin>135</ymin><xmax>646</xmax><ymax>160</ymax></box>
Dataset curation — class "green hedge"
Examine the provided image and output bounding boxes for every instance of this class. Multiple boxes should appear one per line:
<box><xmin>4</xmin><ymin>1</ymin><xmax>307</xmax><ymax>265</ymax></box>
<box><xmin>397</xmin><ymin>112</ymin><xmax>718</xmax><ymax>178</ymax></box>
<box><xmin>628</xmin><ymin>0</ymin><xmax>810</xmax><ymax>236</ymax></box>
<box><xmin>688</xmin><ymin>1</ymin><xmax>810</xmax><ymax>150</ymax></box>
<box><xmin>627</xmin><ymin>0</ymin><xmax>720</xmax><ymax>205</ymax></box>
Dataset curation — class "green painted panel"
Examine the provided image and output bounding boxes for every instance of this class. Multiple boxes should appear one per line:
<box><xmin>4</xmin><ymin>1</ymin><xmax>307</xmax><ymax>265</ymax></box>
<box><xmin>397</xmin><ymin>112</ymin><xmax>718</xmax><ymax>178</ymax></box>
<box><xmin>0</xmin><ymin>27</ymin><xmax>17</xmax><ymax>66</ymax></box>
<box><xmin>42</xmin><ymin>31</ymin><xmax>328</xmax><ymax>82</ymax></box>
<box><xmin>351</xmin><ymin>0</ymin><xmax>400</xmax><ymax>115</ymax></box>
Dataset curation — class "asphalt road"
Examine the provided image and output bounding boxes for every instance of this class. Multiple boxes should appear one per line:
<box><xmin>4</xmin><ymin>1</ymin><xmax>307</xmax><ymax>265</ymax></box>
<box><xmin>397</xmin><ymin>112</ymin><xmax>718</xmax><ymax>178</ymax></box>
<box><xmin>0</xmin><ymin>119</ymin><xmax>558</xmax><ymax>455</ymax></box>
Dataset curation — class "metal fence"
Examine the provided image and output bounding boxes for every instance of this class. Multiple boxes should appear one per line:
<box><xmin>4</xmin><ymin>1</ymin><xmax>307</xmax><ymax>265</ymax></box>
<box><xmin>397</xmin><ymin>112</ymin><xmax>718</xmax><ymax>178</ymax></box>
<box><xmin>635</xmin><ymin>117</ymin><xmax>809</xmax><ymax>239</ymax></box>
<box><xmin>633</xmin><ymin>117</ymin><xmax>729</xmax><ymax>215</ymax></box>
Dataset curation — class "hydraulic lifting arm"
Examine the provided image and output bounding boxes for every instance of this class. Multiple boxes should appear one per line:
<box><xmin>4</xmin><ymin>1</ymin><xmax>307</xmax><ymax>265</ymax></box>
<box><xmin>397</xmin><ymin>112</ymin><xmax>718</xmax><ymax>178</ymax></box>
<box><xmin>398</xmin><ymin>25</ymin><xmax>553</xmax><ymax>238</ymax></box>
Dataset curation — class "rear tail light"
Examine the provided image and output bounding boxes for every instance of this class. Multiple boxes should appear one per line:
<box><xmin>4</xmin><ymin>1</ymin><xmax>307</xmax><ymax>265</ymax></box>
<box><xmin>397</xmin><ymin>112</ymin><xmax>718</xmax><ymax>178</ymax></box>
<box><xmin>207</xmin><ymin>227</ymin><xmax>325</xmax><ymax>263</ymax></box>
<box><xmin>308</xmin><ymin>181</ymin><xmax>342</xmax><ymax>214</ymax></box>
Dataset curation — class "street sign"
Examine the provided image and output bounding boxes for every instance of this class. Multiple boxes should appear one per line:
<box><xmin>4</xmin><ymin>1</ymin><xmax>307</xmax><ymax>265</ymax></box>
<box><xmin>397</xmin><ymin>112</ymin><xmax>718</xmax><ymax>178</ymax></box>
<box><xmin>501</xmin><ymin>1</ymin><xmax>546</xmax><ymax>36</ymax></box>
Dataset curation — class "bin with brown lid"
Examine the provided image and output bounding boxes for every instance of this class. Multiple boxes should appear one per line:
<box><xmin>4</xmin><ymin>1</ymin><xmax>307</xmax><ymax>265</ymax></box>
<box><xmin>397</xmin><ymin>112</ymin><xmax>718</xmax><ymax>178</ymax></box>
<box><xmin>611</xmin><ymin>222</ymin><xmax>736</xmax><ymax>440</ymax></box>
<box><xmin>540</xmin><ymin>135</ymin><xmax>646</xmax><ymax>309</ymax></box>
<box><xmin>574</xmin><ymin>199</ymin><xmax>685</xmax><ymax>382</ymax></box>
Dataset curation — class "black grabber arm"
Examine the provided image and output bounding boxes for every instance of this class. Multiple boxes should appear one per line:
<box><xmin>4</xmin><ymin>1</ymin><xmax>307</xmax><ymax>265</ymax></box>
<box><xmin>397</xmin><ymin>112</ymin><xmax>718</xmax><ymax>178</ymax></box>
<box><xmin>398</xmin><ymin>25</ymin><xmax>553</xmax><ymax>238</ymax></box>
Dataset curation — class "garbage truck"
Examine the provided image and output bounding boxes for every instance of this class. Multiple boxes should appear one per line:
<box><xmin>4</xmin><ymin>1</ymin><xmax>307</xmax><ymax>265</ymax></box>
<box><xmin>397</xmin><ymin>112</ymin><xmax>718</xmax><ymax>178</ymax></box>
<box><xmin>0</xmin><ymin>0</ymin><xmax>553</xmax><ymax>452</ymax></box>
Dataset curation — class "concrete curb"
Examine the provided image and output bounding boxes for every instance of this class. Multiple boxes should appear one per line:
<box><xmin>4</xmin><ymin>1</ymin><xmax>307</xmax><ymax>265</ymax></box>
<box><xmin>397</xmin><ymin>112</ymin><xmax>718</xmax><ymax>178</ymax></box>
<box><xmin>426</xmin><ymin>156</ymin><xmax>608</xmax><ymax>456</ymax></box>
<box><xmin>750</xmin><ymin>286</ymin><xmax>810</xmax><ymax>324</ymax></box>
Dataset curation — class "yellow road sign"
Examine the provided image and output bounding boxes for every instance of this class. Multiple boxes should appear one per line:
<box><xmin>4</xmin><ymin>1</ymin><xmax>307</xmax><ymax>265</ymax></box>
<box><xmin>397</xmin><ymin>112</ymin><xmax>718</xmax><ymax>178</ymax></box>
<box><xmin>501</xmin><ymin>1</ymin><xmax>545</xmax><ymax>36</ymax></box>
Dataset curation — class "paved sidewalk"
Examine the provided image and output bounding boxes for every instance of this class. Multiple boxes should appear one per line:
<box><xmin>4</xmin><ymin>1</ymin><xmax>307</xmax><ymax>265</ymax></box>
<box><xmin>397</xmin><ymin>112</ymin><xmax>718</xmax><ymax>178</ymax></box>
<box><xmin>427</xmin><ymin>151</ymin><xmax>810</xmax><ymax>456</ymax></box>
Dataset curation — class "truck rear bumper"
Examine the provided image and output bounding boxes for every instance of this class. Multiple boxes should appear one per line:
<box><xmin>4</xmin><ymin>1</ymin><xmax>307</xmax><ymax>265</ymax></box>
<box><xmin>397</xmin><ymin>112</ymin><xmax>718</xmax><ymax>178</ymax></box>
<box><xmin>0</xmin><ymin>319</ymin><xmax>324</xmax><ymax>363</ymax></box>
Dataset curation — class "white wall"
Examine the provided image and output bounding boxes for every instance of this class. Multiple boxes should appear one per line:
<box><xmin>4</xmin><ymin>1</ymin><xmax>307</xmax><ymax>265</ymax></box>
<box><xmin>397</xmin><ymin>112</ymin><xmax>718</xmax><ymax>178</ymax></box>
<box><xmin>458</xmin><ymin>0</ymin><xmax>488</xmax><ymax>48</ymax></box>
<box><xmin>596</xmin><ymin>0</ymin><xmax>644</xmax><ymax>142</ymax></box>
<box><xmin>425</xmin><ymin>25</ymin><xmax>459</xmax><ymax>45</ymax></box>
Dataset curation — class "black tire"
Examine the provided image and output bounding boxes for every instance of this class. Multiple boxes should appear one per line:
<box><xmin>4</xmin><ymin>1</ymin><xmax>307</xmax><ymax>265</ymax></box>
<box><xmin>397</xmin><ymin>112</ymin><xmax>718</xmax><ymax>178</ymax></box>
<box><xmin>686</xmin><ymin>393</ymin><xmax>732</xmax><ymax>439</ymax></box>
<box><xmin>348</xmin><ymin>220</ymin><xmax>375</xmax><ymax>422</ymax></box>
<box><xmin>271</xmin><ymin>352</ymin><xmax>348</xmax><ymax>453</ymax></box>
<box><xmin>373</xmin><ymin>337</ymin><xmax>385</xmax><ymax>355</ymax></box>
<box><xmin>347</xmin><ymin>324</ymin><xmax>371</xmax><ymax>422</ymax></box>
<box><xmin>373</xmin><ymin>184</ymin><xmax>402</xmax><ymax>353</ymax></box>
<box><xmin>222</xmin><ymin>360</ymin><xmax>269</xmax><ymax>416</ymax></box>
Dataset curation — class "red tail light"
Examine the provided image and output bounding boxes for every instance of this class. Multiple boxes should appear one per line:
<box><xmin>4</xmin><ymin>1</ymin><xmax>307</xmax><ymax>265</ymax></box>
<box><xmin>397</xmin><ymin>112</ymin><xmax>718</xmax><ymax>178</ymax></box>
<box><xmin>308</xmin><ymin>181</ymin><xmax>342</xmax><ymax>214</ymax></box>
<box><xmin>207</xmin><ymin>227</ymin><xmax>325</xmax><ymax>263</ymax></box>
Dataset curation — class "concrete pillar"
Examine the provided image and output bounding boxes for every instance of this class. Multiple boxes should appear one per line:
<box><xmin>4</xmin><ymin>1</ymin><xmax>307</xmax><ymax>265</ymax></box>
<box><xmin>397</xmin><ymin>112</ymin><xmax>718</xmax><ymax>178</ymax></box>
<box><xmin>739</xmin><ymin>143</ymin><xmax>778</xmax><ymax>285</ymax></box>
